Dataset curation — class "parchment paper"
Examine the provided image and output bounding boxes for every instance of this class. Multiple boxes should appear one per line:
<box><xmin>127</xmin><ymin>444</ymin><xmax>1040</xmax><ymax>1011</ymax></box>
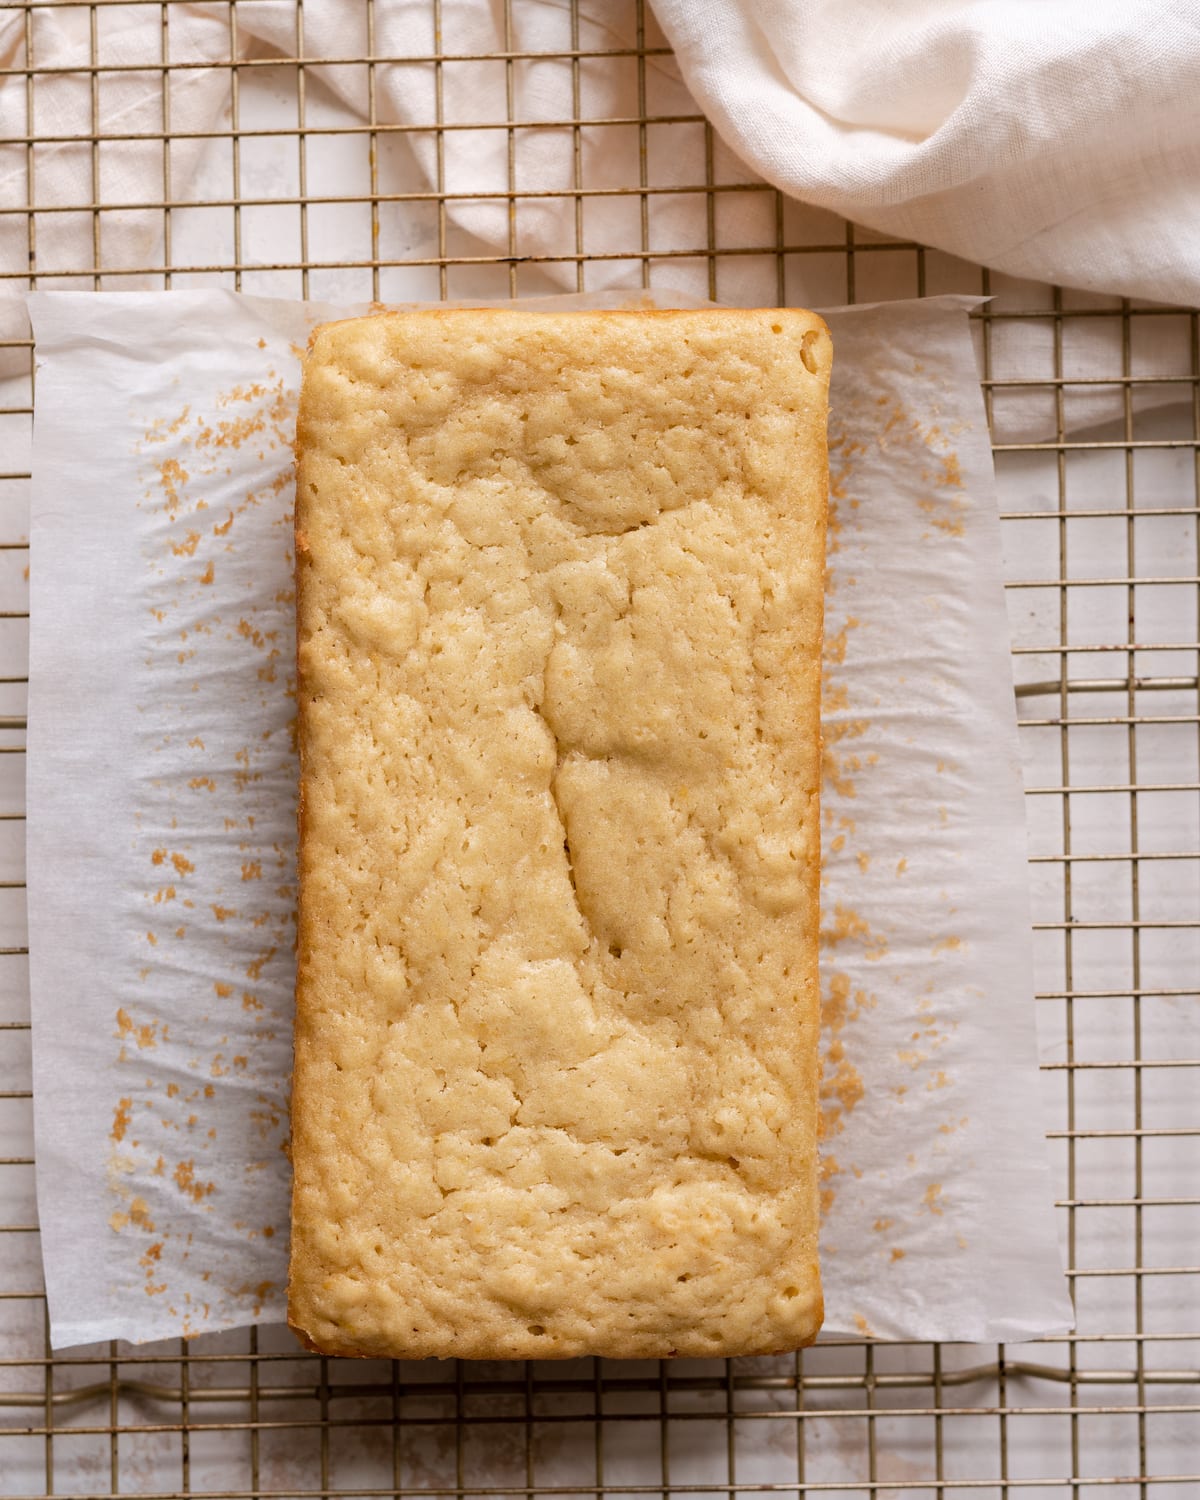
<box><xmin>27</xmin><ymin>288</ymin><xmax>1072</xmax><ymax>1349</ymax></box>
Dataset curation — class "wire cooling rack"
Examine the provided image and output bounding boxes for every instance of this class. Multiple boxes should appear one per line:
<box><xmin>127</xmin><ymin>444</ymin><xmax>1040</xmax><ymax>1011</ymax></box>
<box><xmin>1</xmin><ymin>1</ymin><xmax>1197</xmax><ymax>1495</ymax></box>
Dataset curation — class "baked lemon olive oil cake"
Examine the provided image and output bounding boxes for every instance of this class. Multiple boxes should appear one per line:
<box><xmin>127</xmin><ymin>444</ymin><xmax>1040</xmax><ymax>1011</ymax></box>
<box><xmin>289</xmin><ymin>308</ymin><xmax>831</xmax><ymax>1359</ymax></box>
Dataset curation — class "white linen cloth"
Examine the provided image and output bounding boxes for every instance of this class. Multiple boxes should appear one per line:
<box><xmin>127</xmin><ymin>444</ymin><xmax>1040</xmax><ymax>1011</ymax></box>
<box><xmin>653</xmin><ymin>0</ymin><xmax>1200</xmax><ymax>310</ymax></box>
<box><xmin>5</xmin><ymin>0</ymin><xmax>1200</xmax><ymax>362</ymax></box>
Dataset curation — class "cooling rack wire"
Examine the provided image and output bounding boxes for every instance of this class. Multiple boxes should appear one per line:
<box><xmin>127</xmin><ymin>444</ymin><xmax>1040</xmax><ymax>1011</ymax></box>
<box><xmin>0</xmin><ymin>1</ymin><xmax>1197</xmax><ymax>1495</ymax></box>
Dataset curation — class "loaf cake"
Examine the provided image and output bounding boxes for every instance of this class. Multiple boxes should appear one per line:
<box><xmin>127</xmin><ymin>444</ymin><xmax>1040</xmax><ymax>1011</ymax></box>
<box><xmin>288</xmin><ymin>307</ymin><xmax>831</xmax><ymax>1360</ymax></box>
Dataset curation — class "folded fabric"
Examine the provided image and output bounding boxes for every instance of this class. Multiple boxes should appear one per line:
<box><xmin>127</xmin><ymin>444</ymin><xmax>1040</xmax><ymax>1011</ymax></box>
<box><xmin>0</xmin><ymin>0</ymin><xmax>715</xmax><ymax>370</ymax></box>
<box><xmin>5</xmin><ymin>0</ymin><xmax>1197</xmax><ymax>387</ymax></box>
<box><xmin>654</xmin><ymin>0</ymin><xmax>1200</xmax><ymax>309</ymax></box>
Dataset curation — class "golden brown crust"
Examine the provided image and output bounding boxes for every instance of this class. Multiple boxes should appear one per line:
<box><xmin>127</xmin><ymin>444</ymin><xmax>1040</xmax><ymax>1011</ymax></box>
<box><xmin>289</xmin><ymin>308</ymin><xmax>830</xmax><ymax>1360</ymax></box>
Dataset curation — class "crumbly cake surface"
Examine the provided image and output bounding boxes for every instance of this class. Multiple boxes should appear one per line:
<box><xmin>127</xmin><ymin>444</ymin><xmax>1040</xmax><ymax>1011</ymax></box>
<box><xmin>288</xmin><ymin>307</ymin><xmax>831</xmax><ymax>1360</ymax></box>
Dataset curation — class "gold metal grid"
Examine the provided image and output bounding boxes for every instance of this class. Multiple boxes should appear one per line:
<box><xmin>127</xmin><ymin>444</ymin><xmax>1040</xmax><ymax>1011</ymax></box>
<box><xmin>0</xmin><ymin>0</ymin><xmax>1197</xmax><ymax>1494</ymax></box>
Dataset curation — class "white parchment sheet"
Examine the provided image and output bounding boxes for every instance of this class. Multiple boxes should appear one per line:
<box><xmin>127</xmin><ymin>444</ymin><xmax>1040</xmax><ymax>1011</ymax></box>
<box><xmin>26</xmin><ymin>289</ymin><xmax>1072</xmax><ymax>1349</ymax></box>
